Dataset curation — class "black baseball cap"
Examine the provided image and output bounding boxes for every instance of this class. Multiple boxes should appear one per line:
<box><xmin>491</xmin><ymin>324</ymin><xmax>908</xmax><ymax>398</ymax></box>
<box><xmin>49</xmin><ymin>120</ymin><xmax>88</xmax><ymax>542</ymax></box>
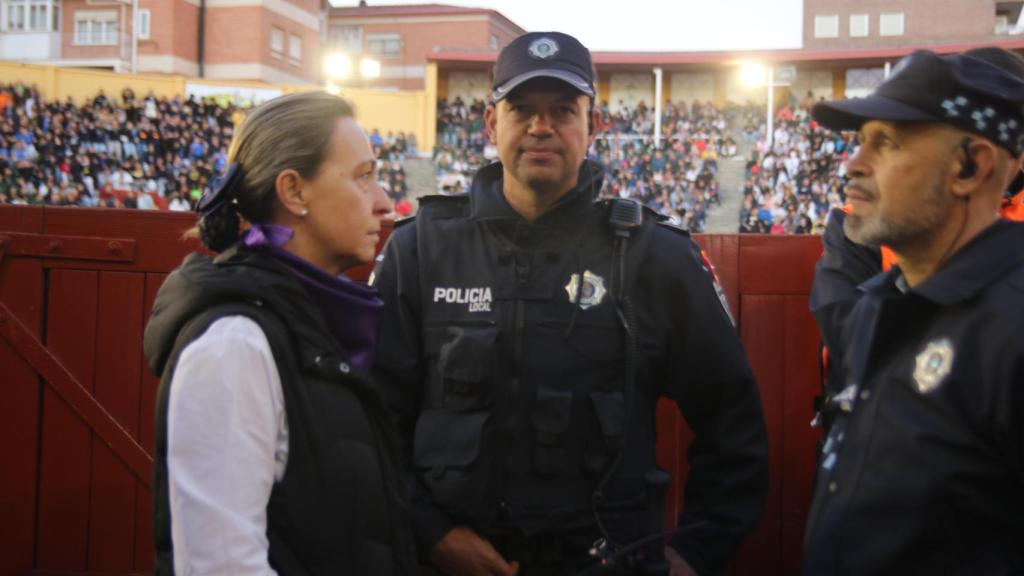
<box><xmin>813</xmin><ymin>49</ymin><xmax>1024</xmax><ymax>156</ymax></box>
<box><xmin>491</xmin><ymin>31</ymin><xmax>596</xmax><ymax>102</ymax></box>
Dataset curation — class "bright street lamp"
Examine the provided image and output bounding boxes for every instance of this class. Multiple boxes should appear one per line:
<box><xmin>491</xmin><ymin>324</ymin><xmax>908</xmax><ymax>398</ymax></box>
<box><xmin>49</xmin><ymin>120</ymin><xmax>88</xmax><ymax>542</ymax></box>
<box><xmin>359</xmin><ymin>57</ymin><xmax>381</xmax><ymax>79</ymax></box>
<box><xmin>739</xmin><ymin>62</ymin><xmax>767</xmax><ymax>88</ymax></box>
<box><xmin>323</xmin><ymin>52</ymin><xmax>353</xmax><ymax>80</ymax></box>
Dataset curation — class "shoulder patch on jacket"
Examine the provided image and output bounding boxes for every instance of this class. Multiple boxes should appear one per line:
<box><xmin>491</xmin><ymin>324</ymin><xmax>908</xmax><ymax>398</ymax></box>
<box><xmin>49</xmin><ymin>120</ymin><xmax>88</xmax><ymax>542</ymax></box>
<box><xmin>687</xmin><ymin>240</ymin><xmax>736</xmax><ymax>326</ymax></box>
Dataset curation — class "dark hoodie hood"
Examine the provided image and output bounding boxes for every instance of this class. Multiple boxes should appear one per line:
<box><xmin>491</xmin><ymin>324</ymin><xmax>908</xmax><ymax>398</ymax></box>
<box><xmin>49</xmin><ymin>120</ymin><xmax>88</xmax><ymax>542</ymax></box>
<box><xmin>143</xmin><ymin>246</ymin><xmax>329</xmax><ymax>377</ymax></box>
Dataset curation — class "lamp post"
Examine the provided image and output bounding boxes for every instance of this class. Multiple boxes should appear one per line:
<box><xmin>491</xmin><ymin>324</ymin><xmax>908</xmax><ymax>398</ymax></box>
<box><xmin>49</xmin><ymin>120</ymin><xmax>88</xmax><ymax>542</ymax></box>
<box><xmin>740</xmin><ymin>62</ymin><xmax>787</xmax><ymax>150</ymax></box>
<box><xmin>653</xmin><ymin>67</ymin><xmax>663</xmax><ymax>149</ymax></box>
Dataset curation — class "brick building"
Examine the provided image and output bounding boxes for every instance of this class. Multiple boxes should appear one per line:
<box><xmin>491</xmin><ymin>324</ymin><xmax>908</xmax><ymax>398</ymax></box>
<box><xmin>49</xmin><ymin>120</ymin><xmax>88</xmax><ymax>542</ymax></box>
<box><xmin>325</xmin><ymin>3</ymin><xmax>524</xmax><ymax>90</ymax></box>
<box><xmin>0</xmin><ymin>0</ymin><xmax>322</xmax><ymax>84</ymax></box>
<box><xmin>804</xmin><ymin>0</ymin><xmax>1024</xmax><ymax>49</ymax></box>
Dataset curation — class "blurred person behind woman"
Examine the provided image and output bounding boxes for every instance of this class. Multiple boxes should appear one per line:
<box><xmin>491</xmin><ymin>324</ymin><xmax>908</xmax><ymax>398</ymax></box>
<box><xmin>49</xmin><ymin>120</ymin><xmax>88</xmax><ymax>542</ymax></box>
<box><xmin>143</xmin><ymin>91</ymin><xmax>418</xmax><ymax>576</ymax></box>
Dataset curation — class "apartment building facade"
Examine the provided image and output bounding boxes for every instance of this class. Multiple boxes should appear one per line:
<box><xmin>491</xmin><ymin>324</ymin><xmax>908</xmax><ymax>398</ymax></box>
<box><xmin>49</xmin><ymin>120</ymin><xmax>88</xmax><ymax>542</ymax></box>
<box><xmin>0</xmin><ymin>0</ymin><xmax>321</xmax><ymax>84</ymax></box>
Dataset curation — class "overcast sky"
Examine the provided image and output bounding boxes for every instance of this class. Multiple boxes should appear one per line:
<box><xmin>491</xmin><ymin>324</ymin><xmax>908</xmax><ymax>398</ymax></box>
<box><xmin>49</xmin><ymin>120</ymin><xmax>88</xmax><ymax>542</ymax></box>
<box><xmin>330</xmin><ymin>0</ymin><xmax>805</xmax><ymax>52</ymax></box>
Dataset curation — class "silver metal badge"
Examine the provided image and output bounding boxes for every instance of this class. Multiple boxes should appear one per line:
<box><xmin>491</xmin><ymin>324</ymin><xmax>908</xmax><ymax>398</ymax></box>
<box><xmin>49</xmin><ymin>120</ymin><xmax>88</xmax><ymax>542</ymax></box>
<box><xmin>913</xmin><ymin>338</ymin><xmax>954</xmax><ymax>394</ymax></box>
<box><xmin>528</xmin><ymin>37</ymin><xmax>559</xmax><ymax>60</ymax></box>
<box><xmin>565</xmin><ymin>270</ymin><xmax>606</xmax><ymax>310</ymax></box>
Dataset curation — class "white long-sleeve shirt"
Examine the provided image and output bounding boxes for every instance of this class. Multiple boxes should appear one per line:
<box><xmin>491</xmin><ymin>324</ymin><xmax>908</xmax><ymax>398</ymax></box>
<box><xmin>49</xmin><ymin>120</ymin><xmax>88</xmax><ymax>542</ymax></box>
<box><xmin>167</xmin><ymin>316</ymin><xmax>289</xmax><ymax>576</ymax></box>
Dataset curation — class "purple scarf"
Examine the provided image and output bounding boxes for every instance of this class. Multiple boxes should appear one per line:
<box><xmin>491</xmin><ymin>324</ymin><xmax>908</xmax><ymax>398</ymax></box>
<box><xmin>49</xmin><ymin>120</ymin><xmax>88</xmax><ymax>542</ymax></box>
<box><xmin>242</xmin><ymin>224</ymin><xmax>383</xmax><ymax>372</ymax></box>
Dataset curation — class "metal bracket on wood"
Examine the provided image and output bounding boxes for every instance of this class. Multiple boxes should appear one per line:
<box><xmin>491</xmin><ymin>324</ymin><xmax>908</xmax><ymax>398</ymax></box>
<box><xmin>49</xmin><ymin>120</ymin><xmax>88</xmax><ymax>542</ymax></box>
<box><xmin>0</xmin><ymin>232</ymin><xmax>136</xmax><ymax>263</ymax></box>
<box><xmin>0</xmin><ymin>300</ymin><xmax>152</xmax><ymax>488</ymax></box>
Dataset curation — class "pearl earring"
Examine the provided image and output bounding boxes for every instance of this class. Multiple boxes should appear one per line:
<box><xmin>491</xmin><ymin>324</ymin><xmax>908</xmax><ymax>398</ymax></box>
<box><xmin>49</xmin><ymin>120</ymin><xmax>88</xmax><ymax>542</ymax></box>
<box><xmin>300</xmin><ymin>208</ymin><xmax>308</xmax><ymax>217</ymax></box>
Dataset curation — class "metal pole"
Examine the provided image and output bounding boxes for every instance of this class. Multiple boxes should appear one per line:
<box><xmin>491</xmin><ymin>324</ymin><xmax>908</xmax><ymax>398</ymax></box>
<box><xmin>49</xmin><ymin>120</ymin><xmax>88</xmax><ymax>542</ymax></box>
<box><xmin>131</xmin><ymin>0</ymin><xmax>138</xmax><ymax>74</ymax></box>
<box><xmin>119</xmin><ymin>2</ymin><xmax>126</xmax><ymax>71</ymax></box>
<box><xmin>198</xmin><ymin>0</ymin><xmax>206</xmax><ymax>77</ymax></box>
<box><xmin>884</xmin><ymin>61</ymin><xmax>892</xmax><ymax>79</ymax></box>
<box><xmin>653</xmin><ymin>67</ymin><xmax>663</xmax><ymax>149</ymax></box>
<box><xmin>766</xmin><ymin>66</ymin><xmax>774</xmax><ymax>151</ymax></box>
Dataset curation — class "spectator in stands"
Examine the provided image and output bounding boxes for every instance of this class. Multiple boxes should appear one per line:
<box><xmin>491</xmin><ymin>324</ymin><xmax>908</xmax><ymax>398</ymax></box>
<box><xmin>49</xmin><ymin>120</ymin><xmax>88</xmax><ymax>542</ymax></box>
<box><xmin>0</xmin><ymin>82</ymin><xmax>410</xmax><ymax>213</ymax></box>
<box><xmin>167</xmin><ymin>192</ymin><xmax>190</xmax><ymax>212</ymax></box>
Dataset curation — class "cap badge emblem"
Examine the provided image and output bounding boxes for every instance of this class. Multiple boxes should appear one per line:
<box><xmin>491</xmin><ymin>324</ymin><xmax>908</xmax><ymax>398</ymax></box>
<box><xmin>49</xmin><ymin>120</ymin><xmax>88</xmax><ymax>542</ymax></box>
<box><xmin>528</xmin><ymin>37</ymin><xmax>559</xmax><ymax>60</ymax></box>
<box><xmin>913</xmin><ymin>338</ymin><xmax>954</xmax><ymax>394</ymax></box>
<box><xmin>565</xmin><ymin>270</ymin><xmax>606</xmax><ymax>310</ymax></box>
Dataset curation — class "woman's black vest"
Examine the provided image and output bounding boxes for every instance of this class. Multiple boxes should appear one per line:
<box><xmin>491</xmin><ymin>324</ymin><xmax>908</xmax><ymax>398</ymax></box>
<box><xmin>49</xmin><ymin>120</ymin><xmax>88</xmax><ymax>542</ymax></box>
<box><xmin>153</xmin><ymin>295</ymin><xmax>415</xmax><ymax>575</ymax></box>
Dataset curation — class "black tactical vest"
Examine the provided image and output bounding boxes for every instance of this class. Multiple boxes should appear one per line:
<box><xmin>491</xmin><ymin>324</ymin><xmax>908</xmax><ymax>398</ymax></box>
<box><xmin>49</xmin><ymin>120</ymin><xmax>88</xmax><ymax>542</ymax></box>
<box><xmin>409</xmin><ymin>195</ymin><xmax>659</xmax><ymax>538</ymax></box>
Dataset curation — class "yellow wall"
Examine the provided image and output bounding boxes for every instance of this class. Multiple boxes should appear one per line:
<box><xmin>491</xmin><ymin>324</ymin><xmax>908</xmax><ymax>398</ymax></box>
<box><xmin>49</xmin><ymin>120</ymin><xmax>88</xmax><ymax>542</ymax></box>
<box><xmin>341</xmin><ymin>88</ymin><xmax>430</xmax><ymax>153</ymax></box>
<box><xmin>0</xmin><ymin>61</ymin><xmax>186</xmax><ymax>102</ymax></box>
<box><xmin>0</xmin><ymin>61</ymin><xmax>430</xmax><ymax>152</ymax></box>
<box><xmin>424</xmin><ymin>61</ymin><xmax>438</xmax><ymax>152</ymax></box>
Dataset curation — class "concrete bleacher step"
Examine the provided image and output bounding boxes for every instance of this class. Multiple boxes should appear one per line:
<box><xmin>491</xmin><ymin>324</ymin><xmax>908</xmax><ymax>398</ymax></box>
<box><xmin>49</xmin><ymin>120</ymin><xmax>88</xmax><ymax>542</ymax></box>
<box><xmin>704</xmin><ymin>115</ymin><xmax>757</xmax><ymax>233</ymax></box>
<box><xmin>404</xmin><ymin>156</ymin><xmax>437</xmax><ymax>212</ymax></box>
<box><xmin>705</xmin><ymin>156</ymin><xmax>747</xmax><ymax>233</ymax></box>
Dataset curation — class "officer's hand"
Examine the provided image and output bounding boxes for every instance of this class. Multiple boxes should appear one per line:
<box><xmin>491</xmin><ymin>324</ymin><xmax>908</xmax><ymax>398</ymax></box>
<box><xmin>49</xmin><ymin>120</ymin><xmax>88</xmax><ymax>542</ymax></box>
<box><xmin>665</xmin><ymin>546</ymin><xmax>699</xmax><ymax>576</ymax></box>
<box><xmin>431</xmin><ymin>526</ymin><xmax>519</xmax><ymax>576</ymax></box>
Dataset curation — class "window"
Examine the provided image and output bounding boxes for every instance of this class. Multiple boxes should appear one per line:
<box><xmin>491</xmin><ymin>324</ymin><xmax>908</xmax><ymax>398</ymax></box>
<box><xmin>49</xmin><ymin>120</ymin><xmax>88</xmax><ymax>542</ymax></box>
<box><xmin>138</xmin><ymin>8</ymin><xmax>150</xmax><ymax>40</ymax></box>
<box><xmin>880</xmin><ymin>12</ymin><xmax>904</xmax><ymax>36</ymax></box>
<box><xmin>4</xmin><ymin>0</ymin><xmax>56</xmax><ymax>32</ymax></box>
<box><xmin>849</xmin><ymin>13</ymin><xmax>869</xmax><ymax>37</ymax></box>
<box><xmin>288</xmin><ymin>33</ymin><xmax>301</xmax><ymax>62</ymax></box>
<box><xmin>28</xmin><ymin>0</ymin><xmax>49</xmax><ymax>31</ymax></box>
<box><xmin>270</xmin><ymin>26</ymin><xmax>284</xmax><ymax>54</ymax></box>
<box><xmin>814</xmin><ymin>14</ymin><xmax>839</xmax><ymax>38</ymax></box>
<box><xmin>489</xmin><ymin>34</ymin><xmax>498</xmax><ymax>50</ymax></box>
<box><xmin>5</xmin><ymin>0</ymin><xmax>25</xmax><ymax>31</ymax></box>
<box><xmin>330</xmin><ymin>25</ymin><xmax>362</xmax><ymax>53</ymax></box>
<box><xmin>996</xmin><ymin>14</ymin><xmax>1010</xmax><ymax>34</ymax></box>
<box><xmin>996</xmin><ymin>2</ymin><xmax>1024</xmax><ymax>34</ymax></box>
<box><xmin>367</xmin><ymin>33</ymin><xmax>401</xmax><ymax>58</ymax></box>
<box><xmin>74</xmin><ymin>11</ymin><xmax>117</xmax><ymax>45</ymax></box>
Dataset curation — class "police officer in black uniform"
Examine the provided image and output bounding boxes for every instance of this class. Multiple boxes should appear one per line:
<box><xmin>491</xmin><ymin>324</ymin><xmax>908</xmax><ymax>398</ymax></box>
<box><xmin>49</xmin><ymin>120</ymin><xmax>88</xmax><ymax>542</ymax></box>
<box><xmin>811</xmin><ymin>49</ymin><xmax>1024</xmax><ymax>416</ymax></box>
<box><xmin>804</xmin><ymin>48</ymin><xmax>1024</xmax><ymax>574</ymax></box>
<box><xmin>372</xmin><ymin>32</ymin><xmax>769</xmax><ymax>576</ymax></box>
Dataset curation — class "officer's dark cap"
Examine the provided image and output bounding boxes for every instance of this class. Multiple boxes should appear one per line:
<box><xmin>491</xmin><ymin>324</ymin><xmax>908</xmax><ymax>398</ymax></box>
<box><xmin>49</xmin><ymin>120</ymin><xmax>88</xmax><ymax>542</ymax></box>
<box><xmin>813</xmin><ymin>49</ymin><xmax>1024</xmax><ymax>156</ymax></box>
<box><xmin>491</xmin><ymin>31</ymin><xmax>596</xmax><ymax>102</ymax></box>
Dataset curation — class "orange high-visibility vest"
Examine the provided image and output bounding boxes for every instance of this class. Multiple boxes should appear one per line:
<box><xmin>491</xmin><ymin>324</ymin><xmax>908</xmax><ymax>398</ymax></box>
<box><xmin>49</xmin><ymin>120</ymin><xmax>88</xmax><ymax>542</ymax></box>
<box><xmin>1001</xmin><ymin>191</ymin><xmax>1024</xmax><ymax>223</ymax></box>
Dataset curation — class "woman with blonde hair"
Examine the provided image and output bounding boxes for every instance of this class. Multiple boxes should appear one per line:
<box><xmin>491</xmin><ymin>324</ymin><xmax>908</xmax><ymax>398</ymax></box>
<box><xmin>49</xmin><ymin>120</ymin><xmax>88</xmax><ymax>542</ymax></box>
<box><xmin>144</xmin><ymin>91</ymin><xmax>417</xmax><ymax>575</ymax></box>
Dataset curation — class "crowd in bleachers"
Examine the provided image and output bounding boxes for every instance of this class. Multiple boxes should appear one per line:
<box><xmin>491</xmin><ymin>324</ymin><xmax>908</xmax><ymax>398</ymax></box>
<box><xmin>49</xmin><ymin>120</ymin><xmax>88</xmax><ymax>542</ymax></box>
<box><xmin>0</xmin><ymin>83</ymin><xmax>237</xmax><ymax>210</ymax></box>
<box><xmin>2</xmin><ymin>78</ymin><xmax>854</xmax><ymax>234</ymax></box>
<box><xmin>434</xmin><ymin>96</ymin><xmax>735</xmax><ymax>231</ymax></box>
<box><xmin>0</xmin><ymin>82</ymin><xmax>412</xmax><ymax>212</ymax></box>
<box><xmin>738</xmin><ymin>95</ymin><xmax>855</xmax><ymax>234</ymax></box>
<box><xmin>367</xmin><ymin>127</ymin><xmax>416</xmax><ymax>216</ymax></box>
<box><xmin>594</xmin><ymin>100</ymin><xmax>738</xmax><ymax>232</ymax></box>
<box><xmin>434</xmin><ymin>96</ymin><xmax>491</xmax><ymax>194</ymax></box>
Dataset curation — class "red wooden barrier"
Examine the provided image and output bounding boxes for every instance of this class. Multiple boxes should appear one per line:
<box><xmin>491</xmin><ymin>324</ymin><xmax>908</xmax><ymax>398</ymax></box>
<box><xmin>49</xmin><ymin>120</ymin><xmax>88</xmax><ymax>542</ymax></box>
<box><xmin>0</xmin><ymin>206</ymin><xmax>824</xmax><ymax>575</ymax></box>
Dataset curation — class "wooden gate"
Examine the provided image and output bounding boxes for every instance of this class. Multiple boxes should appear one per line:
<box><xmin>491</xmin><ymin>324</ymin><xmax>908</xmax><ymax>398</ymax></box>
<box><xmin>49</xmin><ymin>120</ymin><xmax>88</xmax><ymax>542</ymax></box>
<box><xmin>0</xmin><ymin>206</ymin><xmax>823</xmax><ymax>575</ymax></box>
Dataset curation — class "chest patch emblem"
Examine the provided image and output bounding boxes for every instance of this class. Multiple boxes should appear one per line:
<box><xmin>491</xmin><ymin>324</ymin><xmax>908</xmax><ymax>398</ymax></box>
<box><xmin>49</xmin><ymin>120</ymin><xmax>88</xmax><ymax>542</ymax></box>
<box><xmin>564</xmin><ymin>270</ymin><xmax>607</xmax><ymax>310</ymax></box>
<box><xmin>913</xmin><ymin>338</ymin><xmax>954</xmax><ymax>394</ymax></box>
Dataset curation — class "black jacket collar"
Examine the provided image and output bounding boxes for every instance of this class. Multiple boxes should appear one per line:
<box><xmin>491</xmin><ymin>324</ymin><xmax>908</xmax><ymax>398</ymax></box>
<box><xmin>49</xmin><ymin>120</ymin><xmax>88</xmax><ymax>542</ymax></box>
<box><xmin>860</xmin><ymin>220</ymin><xmax>1024</xmax><ymax>305</ymax></box>
<box><xmin>467</xmin><ymin>160</ymin><xmax>605</xmax><ymax>230</ymax></box>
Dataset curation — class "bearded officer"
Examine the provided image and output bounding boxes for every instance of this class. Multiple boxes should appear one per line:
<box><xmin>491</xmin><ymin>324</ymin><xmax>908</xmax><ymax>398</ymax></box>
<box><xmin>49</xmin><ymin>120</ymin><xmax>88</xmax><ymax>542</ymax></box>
<box><xmin>804</xmin><ymin>48</ymin><xmax>1024</xmax><ymax>574</ymax></box>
